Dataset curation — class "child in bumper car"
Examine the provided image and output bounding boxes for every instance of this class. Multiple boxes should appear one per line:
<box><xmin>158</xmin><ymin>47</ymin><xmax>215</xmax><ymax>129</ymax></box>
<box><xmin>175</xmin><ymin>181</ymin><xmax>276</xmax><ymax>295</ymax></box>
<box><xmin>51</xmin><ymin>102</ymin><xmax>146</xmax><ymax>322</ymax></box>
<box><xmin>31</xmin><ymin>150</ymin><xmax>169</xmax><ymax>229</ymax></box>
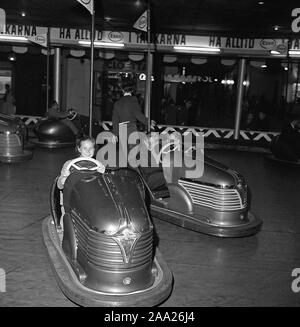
<box><xmin>57</xmin><ymin>136</ymin><xmax>105</xmax><ymax>189</ymax></box>
<box><xmin>137</xmin><ymin>131</ymin><xmax>181</xmax><ymax>192</ymax></box>
<box><xmin>57</xmin><ymin>136</ymin><xmax>105</xmax><ymax>234</ymax></box>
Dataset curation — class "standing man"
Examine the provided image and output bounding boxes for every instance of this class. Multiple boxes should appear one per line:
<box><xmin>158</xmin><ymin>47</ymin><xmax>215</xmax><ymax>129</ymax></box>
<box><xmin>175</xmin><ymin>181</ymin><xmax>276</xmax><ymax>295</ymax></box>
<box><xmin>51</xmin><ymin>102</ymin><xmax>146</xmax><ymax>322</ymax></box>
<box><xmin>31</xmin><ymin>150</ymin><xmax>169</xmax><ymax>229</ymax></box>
<box><xmin>112</xmin><ymin>82</ymin><xmax>149</xmax><ymax>144</ymax></box>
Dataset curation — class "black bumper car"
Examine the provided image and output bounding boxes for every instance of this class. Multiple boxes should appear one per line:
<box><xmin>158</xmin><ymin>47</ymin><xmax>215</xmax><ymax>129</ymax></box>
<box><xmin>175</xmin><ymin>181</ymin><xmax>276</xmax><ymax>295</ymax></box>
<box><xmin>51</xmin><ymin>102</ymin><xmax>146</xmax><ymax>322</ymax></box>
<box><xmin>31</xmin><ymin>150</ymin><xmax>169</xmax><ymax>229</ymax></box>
<box><xmin>0</xmin><ymin>113</ymin><xmax>33</xmax><ymax>163</ymax></box>
<box><xmin>32</xmin><ymin>110</ymin><xmax>79</xmax><ymax>148</ymax></box>
<box><xmin>266</xmin><ymin>134</ymin><xmax>300</xmax><ymax>166</ymax></box>
<box><xmin>42</xmin><ymin>157</ymin><xmax>173</xmax><ymax>307</ymax></box>
<box><xmin>32</xmin><ymin>110</ymin><xmax>103</xmax><ymax>148</ymax></box>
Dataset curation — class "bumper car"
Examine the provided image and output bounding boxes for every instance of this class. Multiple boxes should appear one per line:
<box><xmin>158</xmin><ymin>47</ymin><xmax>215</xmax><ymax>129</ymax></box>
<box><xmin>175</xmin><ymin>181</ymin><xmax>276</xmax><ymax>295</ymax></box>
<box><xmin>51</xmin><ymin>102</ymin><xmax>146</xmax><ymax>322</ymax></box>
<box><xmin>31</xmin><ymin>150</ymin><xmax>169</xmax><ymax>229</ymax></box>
<box><xmin>33</xmin><ymin>110</ymin><xmax>104</xmax><ymax>149</ymax></box>
<box><xmin>96</xmin><ymin>133</ymin><xmax>262</xmax><ymax>238</ymax></box>
<box><xmin>99</xmin><ymin>132</ymin><xmax>262</xmax><ymax>238</ymax></box>
<box><xmin>0</xmin><ymin>113</ymin><xmax>33</xmax><ymax>163</ymax></box>
<box><xmin>266</xmin><ymin>135</ymin><xmax>300</xmax><ymax>166</ymax></box>
<box><xmin>141</xmin><ymin>153</ymin><xmax>262</xmax><ymax>238</ymax></box>
<box><xmin>42</xmin><ymin>157</ymin><xmax>173</xmax><ymax>307</ymax></box>
<box><xmin>32</xmin><ymin>110</ymin><xmax>80</xmax><ymax>148</ymax></box>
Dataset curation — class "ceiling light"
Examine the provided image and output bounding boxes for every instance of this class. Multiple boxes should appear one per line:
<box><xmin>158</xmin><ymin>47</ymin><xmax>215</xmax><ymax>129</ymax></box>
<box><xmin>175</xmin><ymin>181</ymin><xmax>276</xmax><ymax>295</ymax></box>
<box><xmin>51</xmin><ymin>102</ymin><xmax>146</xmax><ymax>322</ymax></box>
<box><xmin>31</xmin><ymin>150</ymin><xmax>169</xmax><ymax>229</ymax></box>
<box><xmin>21</xmin><ymin>11</ymin><xmax>26</xmax><ymax>17</ymax></box>
<box><xmin>284</xmin><ymin>67</ymin><xmax>288</xmax><ymax>71</ymax></box>
<box><xmin>289</xmin><ymin>50</ymin><xmax>300</xmax><ymax>56</ymax></box>
<box><xmin>258</xmin><ymin>1</ymin><xmax>264</xmax><ymax>4</ymax></box>
<box><xmin>261</xmin><ymin>64</ymin><xmax>267</xmax><ymax>68</ymax></box>
<box><xmin>273</xmin><ymin>25</ymin><xmax>279</xmax><ymax>31</ymax></box>
<box><xmin>0</xmin><ymin>35</ymin><xmax>28</xmax><ymax>42</ymax></box>
<box><xmin>173</xmin><ymin>46</ymin><xmax>220</xmax><ymax>53</ymax></box>
<box><xmin>78</xmin><ymin>40</ymin><xmax>124</xmax><ymax>48</ymax></box>
<box><xmin>8</xmin><ymin>53</ymin><xmax>16</xmax><ymax>61</ymax></box>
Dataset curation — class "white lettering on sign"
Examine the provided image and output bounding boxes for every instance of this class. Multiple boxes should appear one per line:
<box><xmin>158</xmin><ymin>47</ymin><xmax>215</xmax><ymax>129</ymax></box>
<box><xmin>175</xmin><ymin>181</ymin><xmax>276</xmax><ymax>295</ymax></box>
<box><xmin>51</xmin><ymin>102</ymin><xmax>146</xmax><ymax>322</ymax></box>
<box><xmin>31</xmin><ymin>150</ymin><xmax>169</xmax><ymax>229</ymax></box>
<box><xmin>105</xmin><ymin>59</ymin><xmax>146</xmax><ymax>72</ymax></box>
<box><xmin>0</xmin><ymin>268</ymin><xmax>6</xmax><ymax>292</ymax></box>
<box><xmin>291</xmin><ymin>8</ymin><xmax>300</xmax><ymax>33</ymax></box>
<box><xmin>291</xmin><ymin>268</ymin><xmax>300</xmax><ymax>293</ymax></box>
<box><xmin>164</xmin><ymin>74</ymin><xmax>214</xmax><ymax>83</ymax></box>
<box><xmin>139</xmin><ymin>73</ymin><xmax>146</xmax><ymax>81</ymax></box>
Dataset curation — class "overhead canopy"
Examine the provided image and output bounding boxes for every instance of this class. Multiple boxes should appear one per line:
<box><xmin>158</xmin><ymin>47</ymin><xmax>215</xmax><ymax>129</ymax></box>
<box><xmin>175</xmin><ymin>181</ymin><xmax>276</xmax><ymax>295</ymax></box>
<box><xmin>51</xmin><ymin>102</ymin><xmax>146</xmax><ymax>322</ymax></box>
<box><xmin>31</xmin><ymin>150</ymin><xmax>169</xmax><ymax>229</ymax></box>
<box><xmin>0</xmin><ymin>0</ymin><xmax>299</xmax><ymax>38</ymax></box>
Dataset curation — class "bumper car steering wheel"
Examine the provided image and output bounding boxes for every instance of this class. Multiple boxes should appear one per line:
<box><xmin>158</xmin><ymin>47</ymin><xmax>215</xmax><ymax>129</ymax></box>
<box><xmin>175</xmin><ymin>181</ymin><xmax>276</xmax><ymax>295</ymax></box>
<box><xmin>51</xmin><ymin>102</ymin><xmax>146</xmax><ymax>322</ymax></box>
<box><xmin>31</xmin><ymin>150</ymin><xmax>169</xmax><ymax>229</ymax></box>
<box><xmin>67</xmin><ymin>109</ymin><xmax>78</xmax><ymax>121</ymax></box>
<box><xmin>64</xmin><ymin>157</ymin><xmax>105</xmax><ymax>173</ymax></box>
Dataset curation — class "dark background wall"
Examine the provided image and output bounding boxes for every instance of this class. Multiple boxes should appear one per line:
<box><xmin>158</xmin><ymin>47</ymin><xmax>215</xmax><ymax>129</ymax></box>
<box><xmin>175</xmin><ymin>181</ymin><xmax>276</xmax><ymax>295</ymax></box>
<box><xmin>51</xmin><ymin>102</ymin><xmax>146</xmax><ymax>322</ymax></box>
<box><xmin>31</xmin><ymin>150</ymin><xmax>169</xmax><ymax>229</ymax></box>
<box><xmin>15</xmin><ymin>52</ymin><xmax>52</xmax><ymax>116</ymax></box>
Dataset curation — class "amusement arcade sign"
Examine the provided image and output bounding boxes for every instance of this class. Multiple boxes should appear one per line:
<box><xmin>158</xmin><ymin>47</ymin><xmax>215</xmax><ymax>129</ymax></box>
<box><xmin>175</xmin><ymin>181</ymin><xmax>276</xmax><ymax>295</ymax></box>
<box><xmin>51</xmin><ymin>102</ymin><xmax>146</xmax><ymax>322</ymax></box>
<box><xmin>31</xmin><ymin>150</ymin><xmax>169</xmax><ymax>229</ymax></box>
<box><xmin>0</xmin><ymin>23</ymin><xmax>292</xmax><ymax>55</ymax></box>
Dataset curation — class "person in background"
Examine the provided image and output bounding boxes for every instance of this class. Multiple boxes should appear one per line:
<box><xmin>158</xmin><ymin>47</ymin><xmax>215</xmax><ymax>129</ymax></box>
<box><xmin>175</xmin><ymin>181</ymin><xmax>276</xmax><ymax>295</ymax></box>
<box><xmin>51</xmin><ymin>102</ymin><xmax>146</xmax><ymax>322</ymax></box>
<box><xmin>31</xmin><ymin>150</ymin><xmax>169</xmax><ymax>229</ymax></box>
<box><xmin>47</xmin><ymin>100</ymin><xmax>80</xmax><ymax>137</ymax></box>
<box><xmin>164</xmin><ymin>96</ymin><xmax>177</xmax><ymax>125</ymax></box>
<box><xmin>1</xmin><ymin>84</ymin><xmax>16</xmax><ymax>115</ymax></box>
<box><xmin>48</xmin><ymin>100</ymin><xmax>67</xmax><ymax>119</ymax></box>
<box><xmin>112</xmin><ymin>82</ymin><xmax>149</xmax><ymax>145</ymax></box>
<box><xmin>178</xmin><ymin>98</ymin><xmax>192</xmax><ymax>126</ymax></box>
<box><xmin>255</xmin><ymin>110</ymin><xmax>269</xmax><ymax>131</ymax></box>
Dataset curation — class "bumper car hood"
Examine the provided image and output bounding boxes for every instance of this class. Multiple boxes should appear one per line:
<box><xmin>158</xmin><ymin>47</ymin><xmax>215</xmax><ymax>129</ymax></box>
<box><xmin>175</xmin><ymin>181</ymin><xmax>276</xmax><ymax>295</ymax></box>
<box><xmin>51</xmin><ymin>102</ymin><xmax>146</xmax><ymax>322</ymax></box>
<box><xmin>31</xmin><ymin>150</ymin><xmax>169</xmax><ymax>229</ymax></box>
<box><xmin>180</xmin><ymin>155</ymin><xmax>244</xmax><ymax>188</ymax></box>
<box><xmin>63</xmin><ymin>169</ymin><xmax>151</xmax><ymax>234</ymax></box>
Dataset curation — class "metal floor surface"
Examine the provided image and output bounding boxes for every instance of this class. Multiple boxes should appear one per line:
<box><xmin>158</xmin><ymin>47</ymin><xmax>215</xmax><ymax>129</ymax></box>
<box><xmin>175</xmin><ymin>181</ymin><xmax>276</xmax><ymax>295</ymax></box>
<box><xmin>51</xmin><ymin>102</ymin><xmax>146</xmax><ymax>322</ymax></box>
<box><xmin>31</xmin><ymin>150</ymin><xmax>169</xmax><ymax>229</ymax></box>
<box><xmin>0</xmin><ymin>147</ymin><xmax>300</xmax><ymax>307</ymax></box>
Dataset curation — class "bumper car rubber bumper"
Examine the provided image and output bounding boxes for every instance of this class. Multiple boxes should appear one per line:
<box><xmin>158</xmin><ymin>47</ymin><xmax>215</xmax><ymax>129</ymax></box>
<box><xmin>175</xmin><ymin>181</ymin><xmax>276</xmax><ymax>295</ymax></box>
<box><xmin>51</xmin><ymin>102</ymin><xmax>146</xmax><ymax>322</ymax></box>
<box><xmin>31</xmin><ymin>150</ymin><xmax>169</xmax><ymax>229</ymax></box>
<box><xmin>0</xmin><ymin>149</ymin><xmax>33</xmax><ymax>163</ymax></box>
<box><xmin>151</xmin><ymin>205</ymin><xmax>263</xmax><ymax>238</ymax></box>
<box><xmin>31</xmin><ymin>138</ymin><xmax>76</xmax><ymax>149</ymax></box>
<box><xmin>265</xmin><ymin>154</ymin><xmax>300</xmax><ymax>167</ymax></box>
<box><xmin>42</xmin><ymin>216</ymin><xmax>173</xmax><ymax>307</ymax></box>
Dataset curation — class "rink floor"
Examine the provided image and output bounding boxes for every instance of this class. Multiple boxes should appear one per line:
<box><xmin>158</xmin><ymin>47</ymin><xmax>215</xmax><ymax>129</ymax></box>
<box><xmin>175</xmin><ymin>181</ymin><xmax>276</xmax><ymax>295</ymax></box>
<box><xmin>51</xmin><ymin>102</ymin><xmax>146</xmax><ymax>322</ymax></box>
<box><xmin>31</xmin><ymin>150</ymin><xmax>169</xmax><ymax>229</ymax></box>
<box><xmin>0</xmin><ymin>146</ymin><xmax>300</xmax><ymax>307</ymax></box>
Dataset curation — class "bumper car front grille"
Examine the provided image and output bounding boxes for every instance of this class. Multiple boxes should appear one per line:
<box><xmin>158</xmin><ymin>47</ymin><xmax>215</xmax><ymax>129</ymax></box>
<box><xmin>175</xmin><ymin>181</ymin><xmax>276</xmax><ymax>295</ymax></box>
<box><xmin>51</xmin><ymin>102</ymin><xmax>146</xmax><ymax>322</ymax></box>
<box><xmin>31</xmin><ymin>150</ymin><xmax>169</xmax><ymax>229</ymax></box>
<box><xmin>0</xmin><ymin>133</ymin><xmax>23</xmax><ymax>155</ymax></box>
<box><xmin>72</xmin><ymin>212</ymin><xmax>153</xmax><ymax>269</ymax></box>
<box><xmin>178</xmin><ymin>179</ymin><xmax>247</xmax><ymax>211</ymax></box>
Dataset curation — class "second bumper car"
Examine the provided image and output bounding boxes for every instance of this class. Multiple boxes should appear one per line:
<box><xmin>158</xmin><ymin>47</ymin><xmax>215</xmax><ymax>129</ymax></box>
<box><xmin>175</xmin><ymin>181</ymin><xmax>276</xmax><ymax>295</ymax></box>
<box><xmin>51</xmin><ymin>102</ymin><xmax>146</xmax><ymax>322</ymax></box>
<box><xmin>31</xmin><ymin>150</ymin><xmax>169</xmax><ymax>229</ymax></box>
<box><xmin>140</xmin><ymin>153</ymin><xmax>262</xmax><ymax>238</ymax></box>
<box><xmin>33</xmin><ymin>111</ymin><xmax>103</xmax><ymax>149</ymax></box>
<box><xmin>32</xmin><ymin>113</ymin><xmax>78</xmax><ymax>149</ymax></box>
<box><xmin>97</xmin><ymin>133</ymin><xmax>262</xmax><ymax>238</ymax></box>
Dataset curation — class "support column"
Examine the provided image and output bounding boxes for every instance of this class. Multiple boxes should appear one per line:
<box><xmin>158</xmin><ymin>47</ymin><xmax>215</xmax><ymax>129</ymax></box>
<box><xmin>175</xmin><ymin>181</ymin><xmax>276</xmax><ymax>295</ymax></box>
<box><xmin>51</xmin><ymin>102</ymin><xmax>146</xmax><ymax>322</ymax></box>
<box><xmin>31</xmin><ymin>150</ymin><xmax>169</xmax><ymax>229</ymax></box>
<box><xmin>144</xmin><ymin>52</ymin><xmax>153</xmax><ymax>126</ymax></box>
<box><xmin>53</xmin><ymin>47</ymin><xmax>61</xmax><ymax>106</ymax></box>
<box><xmin>233</xmin><ymin>58</ymin><xmax>246</xmax><ymax>140</ymax></box>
